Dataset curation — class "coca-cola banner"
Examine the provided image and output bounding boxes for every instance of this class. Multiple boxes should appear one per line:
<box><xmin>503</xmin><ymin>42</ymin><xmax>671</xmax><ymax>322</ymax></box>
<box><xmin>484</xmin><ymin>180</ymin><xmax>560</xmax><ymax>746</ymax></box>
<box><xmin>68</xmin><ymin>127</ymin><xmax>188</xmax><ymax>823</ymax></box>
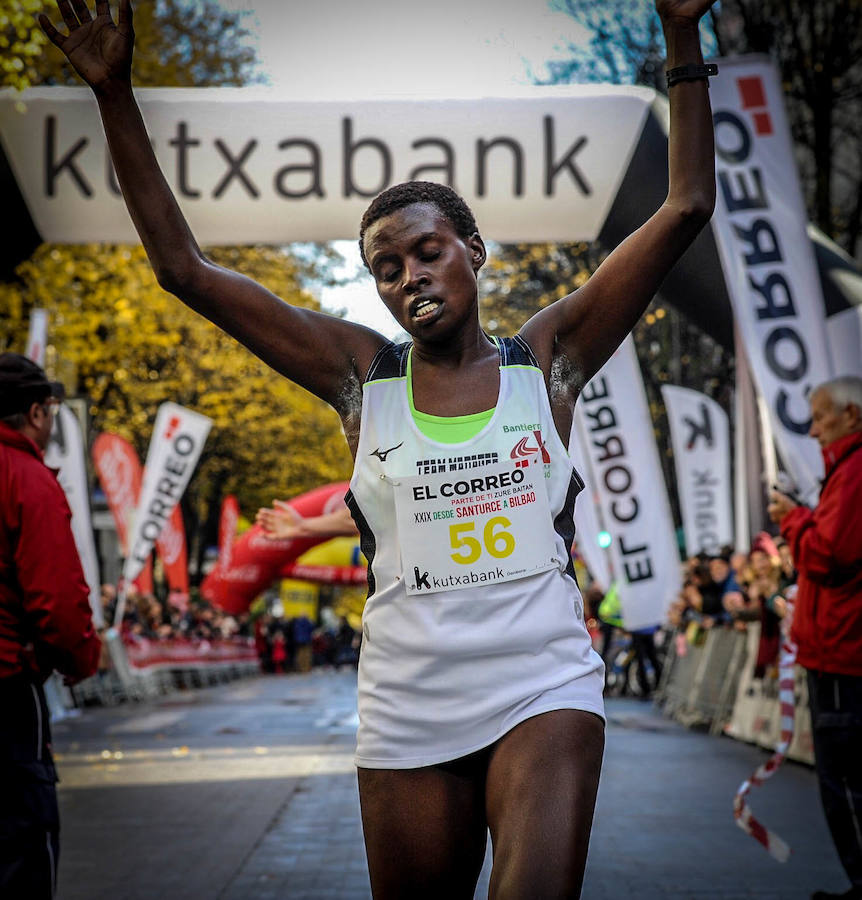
<box><xmin>91</xmin><ymin>432</ymin><xmax>153</xmax><ymax>594</ymax></box>
<box><xmin>710</xmin><ymin>57</ymin><xmax>834</xmax><ymax>500</ymax></box>
<box><xmin>123</xmin><ymin>403</ymin><xmax>211</xmax><ymax>586</ymax></box>
<box><xmin>575</xmin><ymin>336</ymin><xmax>680</xmax><ymax>630</ymax></box>
<box><xmin>201</xmin><ymin>482</ymin><xmax>349</xmax><ymax>615</ymax></box>
<box><xmin>662</xmin><ymin>385</ymin><xmax>733</xmax><ymax>557</ymax></box>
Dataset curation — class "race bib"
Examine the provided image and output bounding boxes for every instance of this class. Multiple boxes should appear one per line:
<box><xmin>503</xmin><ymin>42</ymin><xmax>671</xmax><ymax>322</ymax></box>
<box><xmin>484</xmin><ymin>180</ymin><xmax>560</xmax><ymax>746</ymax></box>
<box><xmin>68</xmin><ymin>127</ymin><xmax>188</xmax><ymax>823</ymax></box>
<box><xmin>393</xmin><ymin>459</ymin><xmax>561</xmax><ymax>595</ymax></box>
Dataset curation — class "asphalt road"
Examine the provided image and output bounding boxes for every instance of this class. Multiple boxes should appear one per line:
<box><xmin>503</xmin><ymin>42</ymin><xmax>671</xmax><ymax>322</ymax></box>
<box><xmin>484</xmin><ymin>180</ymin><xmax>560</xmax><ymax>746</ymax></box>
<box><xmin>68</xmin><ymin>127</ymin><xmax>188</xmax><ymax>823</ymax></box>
<box><xmin>50</xmin><ymin>668</ymin><xmax>845</xmax><ymax>899</ymax></box>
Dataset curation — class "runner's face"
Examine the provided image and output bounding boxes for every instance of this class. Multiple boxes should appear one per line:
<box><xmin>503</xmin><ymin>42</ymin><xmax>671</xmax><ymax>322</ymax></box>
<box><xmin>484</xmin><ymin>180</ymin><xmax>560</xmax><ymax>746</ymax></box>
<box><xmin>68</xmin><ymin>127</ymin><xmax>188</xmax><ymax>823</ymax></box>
<box><xmin>363</xmin><ymin>203</ymin><xmax>485</xmax><ymax>339</ymax></box>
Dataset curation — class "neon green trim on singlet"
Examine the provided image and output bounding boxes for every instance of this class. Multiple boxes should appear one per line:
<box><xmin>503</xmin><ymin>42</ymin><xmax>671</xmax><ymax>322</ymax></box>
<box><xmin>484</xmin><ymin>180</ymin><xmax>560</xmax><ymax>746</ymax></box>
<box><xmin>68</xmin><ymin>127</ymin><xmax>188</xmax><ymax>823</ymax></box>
<box><xmin>407</xmin><ymin>346</ymin><xmax>495</xmax><ymax>443</ymax></box>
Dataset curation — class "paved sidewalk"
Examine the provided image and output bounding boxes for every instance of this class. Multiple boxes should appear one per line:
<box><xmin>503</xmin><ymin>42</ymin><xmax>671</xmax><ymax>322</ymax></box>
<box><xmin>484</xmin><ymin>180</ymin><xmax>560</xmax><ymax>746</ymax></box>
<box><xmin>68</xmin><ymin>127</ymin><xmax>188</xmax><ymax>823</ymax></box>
<box><xmin>52</xmin><ymin>669</ymin><xmax>846</xmax><ymax>899</ymax></box>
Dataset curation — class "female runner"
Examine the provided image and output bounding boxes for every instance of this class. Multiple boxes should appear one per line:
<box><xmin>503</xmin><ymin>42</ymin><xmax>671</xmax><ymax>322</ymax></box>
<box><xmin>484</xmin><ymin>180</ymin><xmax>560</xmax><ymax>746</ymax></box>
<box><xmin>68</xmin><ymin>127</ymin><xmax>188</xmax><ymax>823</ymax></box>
<box><xmin>41</xmin><ymin>1</ymin><xmax>716</xmax><ymax>896</ymax></box>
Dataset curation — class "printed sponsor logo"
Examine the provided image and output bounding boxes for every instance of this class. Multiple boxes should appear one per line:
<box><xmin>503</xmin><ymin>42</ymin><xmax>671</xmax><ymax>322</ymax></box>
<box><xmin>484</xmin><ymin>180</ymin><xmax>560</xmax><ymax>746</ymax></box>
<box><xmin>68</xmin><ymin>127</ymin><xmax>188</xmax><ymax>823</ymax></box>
<box><xmin>415</xmin><ymin>452</ymin><xmax>499</xmax><ymax>475</ymax></box>
<box><xmin>369</xmin><ymin>441</ymin><xmax>403</xmax><ymax>462</ymax></box>
<box><xmin>410</xmin><ymin>566</ymin><xmax>506</xmax><ymax>591</ymax></box>
<box><xmin>713</xmin><ymin>73</ymin><xmax>816</xmax><ymax>435</ymax></box>
<box><xmin>683</xmin><ymin>402</ymin><xmax>715</xmax><ymax>451</ymax></box>
<box><xmin>411</xmin><ymin>467</ymin><xmax>526</xmax><ymax>501</ymax></box>
<box><xmin>509</xmin><ymin>429</ymin><xmax>551</xmax><ymax>468</ymax></box>
<box><xmin>502</xmin><ymin>423</ymin><xmax>541</xmax><ymax>432</ymax></box>
<box><xmin>737</xmin><ymin>76</ymin><xmax>773</xmax><ymax>136</ymax></box>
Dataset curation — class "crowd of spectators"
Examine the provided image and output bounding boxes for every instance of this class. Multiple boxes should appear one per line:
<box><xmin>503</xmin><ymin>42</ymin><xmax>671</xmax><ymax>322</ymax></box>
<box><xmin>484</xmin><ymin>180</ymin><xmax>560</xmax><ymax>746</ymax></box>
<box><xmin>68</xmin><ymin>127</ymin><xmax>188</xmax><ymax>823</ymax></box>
<box><xmin>668</xmin><ymin>534</ymin><xmax>798</xmax><ymax>678</ymax></box>
<box><xmin>254</xmin><ymin>610</ymin><xmax>359</xmax><ymax>675</ymax></box>
<box><xmin>585</xmin><ymin>533</ymin><xmax>800</xmax><ymax>699</ymax></box>
<box><xmin>101</xmin><ymin>584</ymin><xmax>250</xmax><ymax>643</ymax></box>
<box><xmin>94</xmin><ymin>583</ymin><xmax>359</xmax><ymax>679</ymax></box>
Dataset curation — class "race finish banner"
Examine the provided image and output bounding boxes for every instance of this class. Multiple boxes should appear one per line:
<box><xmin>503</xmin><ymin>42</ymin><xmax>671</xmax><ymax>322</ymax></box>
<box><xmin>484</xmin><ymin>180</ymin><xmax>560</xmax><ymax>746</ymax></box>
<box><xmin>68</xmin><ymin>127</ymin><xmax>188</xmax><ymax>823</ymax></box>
<box><xmin>710</xmin><ymin>57</ymin><xmax>834</xmax><ymax>501</ymax></box>
<box><xmin>575</xmin><ymin>336</ymin><xmax>680</xmax><ymax>630</ymax></box>
<box><xmin>0</xmin><ymin>85</ymin><xmax>652</xmax><ymax>245</ymax></box>
<box><xmin>45</xmin><ymin>403</ymin><xmax>103</xmax><ymax>626</ymax></box>
<box><xmin>117</xmin><ymin>402</ymin><xmax>211</xmax><ymax>622</ymax></box>
<box><xmin>662</xmin><ymin>385</ymin><xmax>733</xmax><ymax>557</ymax></box>
<box><xmin>92</xmin><ymin>432</ymin><xmax>153</xmax><ymax>594</ymax></box>
<box><xmin>568</xmin><ymin>418</ymin><xmax>612</xmax><ymax>591</ymax></box>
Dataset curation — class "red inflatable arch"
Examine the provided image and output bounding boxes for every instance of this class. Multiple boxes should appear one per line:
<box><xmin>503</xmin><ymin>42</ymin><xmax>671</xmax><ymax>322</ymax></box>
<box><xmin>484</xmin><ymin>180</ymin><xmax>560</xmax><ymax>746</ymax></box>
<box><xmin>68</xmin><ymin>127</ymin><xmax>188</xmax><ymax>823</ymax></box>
<box><xmin>200</xmin><ymin>481</ymin><xmax>351</xmax><ymax>615</ymax></box>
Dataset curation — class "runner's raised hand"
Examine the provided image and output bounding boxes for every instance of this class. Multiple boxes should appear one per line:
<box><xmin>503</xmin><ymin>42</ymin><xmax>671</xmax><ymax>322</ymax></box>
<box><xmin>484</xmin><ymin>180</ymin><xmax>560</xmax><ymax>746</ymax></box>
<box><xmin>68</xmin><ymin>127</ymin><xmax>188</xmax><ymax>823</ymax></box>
<box><xmin>655</xmin><ymin>0</ymin><xmax>714</xmax><ymax>24</ymax></box>
<box><xmin>39</xmin><ymin>0</ymin><xmax>133</xmax><ymax>92</ymax></box>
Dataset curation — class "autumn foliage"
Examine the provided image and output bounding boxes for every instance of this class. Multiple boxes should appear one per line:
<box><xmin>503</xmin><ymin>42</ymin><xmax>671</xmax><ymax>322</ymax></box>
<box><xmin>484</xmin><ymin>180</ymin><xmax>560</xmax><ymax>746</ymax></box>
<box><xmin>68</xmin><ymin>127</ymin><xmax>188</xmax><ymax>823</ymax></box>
<box><xmin>1</xmin><ymin>0</ymin><xmax>355</xmax><ymax>575</ymax></box>
<box><xmin>1</xmin><ymin>243</ymin><xmax>353</xmax><ymax>557</ymax></box>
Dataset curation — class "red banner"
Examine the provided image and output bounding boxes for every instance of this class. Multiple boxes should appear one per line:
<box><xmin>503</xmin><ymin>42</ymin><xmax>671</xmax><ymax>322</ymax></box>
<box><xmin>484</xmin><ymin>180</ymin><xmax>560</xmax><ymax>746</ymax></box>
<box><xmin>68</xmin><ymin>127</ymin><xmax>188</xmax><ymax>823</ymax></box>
<box><xmin>200</xmin><ymin>482</ymin><xmax>350</xmax><ymax>614</ymax></box>
<box><xmin>122</xmin><ymin>635</ymin><xmax>257</xmax><ymax>670</ymax></box>
<box><xmin>93</xmin><ymin>432</ymin><xmax>190</xmax><ymax>596</ymax></box>
<box><xmin>158</xmin><ymin>505</ymin><xmax>190</xmax><ymax>598</ymax></box>
<box><xmin>92</xmin><ymin>433</ymin><xmax>153</xmax><ymax>594</ymax></box>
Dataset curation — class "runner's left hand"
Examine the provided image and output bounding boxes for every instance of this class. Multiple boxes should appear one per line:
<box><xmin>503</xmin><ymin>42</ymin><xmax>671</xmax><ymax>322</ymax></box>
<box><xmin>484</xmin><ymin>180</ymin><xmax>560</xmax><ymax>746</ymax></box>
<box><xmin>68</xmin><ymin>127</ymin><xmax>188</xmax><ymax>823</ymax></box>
<box><xmin>655</xmin><ymin>0</ymin><xmax>715</xmax><ymax>25</ymax></box>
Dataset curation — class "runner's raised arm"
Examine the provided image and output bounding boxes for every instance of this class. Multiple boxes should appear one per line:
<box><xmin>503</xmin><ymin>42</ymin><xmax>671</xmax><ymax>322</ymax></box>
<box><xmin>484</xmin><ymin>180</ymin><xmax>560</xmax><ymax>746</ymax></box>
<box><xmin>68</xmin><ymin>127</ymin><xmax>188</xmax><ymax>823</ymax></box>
<box><xmin>520</xmin><ymin>0</ymin><xmax>717</xmax><ymax>391</ymax></box>
<box><xmin>39</xmin><ymin>0</ymin><xmax>386</xmax><ymax>410</ymax></box>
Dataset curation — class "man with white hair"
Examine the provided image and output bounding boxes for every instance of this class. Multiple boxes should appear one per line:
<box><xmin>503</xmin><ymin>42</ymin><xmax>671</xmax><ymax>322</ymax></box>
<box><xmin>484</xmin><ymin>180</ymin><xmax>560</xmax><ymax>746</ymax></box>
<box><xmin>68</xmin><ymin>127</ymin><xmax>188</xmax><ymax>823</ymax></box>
<box><xmin>769</xmin><ymin>375</ymin><xmax>862</xmax><ymax>900</ymax></box>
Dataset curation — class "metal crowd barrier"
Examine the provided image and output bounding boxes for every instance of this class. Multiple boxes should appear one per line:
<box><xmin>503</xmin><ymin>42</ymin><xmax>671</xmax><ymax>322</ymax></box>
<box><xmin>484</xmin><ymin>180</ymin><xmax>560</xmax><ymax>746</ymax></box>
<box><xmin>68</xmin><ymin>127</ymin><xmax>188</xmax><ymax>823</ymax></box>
<box><xmin>656</xmin><ymin>623</ymin><xmax>814</xmax><ymax>765</ymax></box>
<box><xmin>66</xmin><ymin>632</ymin><xmax>260</xmax><ymax>710</ymax></box>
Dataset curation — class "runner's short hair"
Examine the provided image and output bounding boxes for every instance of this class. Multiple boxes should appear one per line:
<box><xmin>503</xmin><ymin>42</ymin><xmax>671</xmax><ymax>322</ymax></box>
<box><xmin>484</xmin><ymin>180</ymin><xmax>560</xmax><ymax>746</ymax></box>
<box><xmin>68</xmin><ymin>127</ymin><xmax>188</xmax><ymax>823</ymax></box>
<box><xmin>359</xmin><ymin>181</ymin><xmax>478</xmax><ymax>270</ymax></box>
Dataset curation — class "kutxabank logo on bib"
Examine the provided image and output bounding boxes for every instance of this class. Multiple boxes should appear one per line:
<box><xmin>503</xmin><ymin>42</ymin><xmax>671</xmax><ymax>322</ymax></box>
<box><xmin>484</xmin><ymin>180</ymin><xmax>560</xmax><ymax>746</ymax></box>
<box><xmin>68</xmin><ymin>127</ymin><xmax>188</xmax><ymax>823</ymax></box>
<box><xmin>395</xmin><ymin>458</ymin><xmax>559</xmax><ymax>596</ymax></box>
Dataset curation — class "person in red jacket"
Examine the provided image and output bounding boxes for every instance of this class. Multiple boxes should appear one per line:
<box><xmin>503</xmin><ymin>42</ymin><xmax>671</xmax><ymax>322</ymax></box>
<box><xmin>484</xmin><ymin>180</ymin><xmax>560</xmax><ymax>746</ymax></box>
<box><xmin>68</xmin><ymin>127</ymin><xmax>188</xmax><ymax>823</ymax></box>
<box><xmin>769</xmin><ymin>375</ymin><xmax>862</xmax><ymax>900</ymax></box>
<box><xmin>0</xmin><ymin>353</ymin><xmax>101</xmax><ymax>899</ymax></box>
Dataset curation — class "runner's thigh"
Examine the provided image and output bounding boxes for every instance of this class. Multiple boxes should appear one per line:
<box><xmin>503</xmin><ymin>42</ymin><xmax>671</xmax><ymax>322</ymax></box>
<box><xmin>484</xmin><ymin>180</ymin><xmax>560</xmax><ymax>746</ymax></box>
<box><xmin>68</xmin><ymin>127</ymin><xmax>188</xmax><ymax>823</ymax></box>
<box><xmin>485</xmin><ymin>709</ymin><xmax>604</xmax><ymax>900</ymax></box>
<box><xmin>357</xmin><ymin>761</ymin><xmax>489</xmax><ymax>899</ymax></box>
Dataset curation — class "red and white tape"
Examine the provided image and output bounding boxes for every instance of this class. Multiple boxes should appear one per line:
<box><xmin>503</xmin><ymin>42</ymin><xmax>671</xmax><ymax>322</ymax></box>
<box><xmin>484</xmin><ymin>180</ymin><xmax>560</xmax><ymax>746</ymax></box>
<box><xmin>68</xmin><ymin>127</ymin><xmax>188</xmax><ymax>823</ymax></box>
<box><xmin>733</xmin><ymin>595</ymin><xmax>796</xmax><ymax>862</ymax></box>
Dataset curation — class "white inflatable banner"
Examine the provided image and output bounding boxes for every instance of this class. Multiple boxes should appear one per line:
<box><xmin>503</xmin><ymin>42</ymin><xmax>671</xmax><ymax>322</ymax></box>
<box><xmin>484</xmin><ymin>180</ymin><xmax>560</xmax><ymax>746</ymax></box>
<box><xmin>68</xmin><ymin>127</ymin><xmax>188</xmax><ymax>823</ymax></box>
<box><xmin>710</xmin><ymin>57</ymin><xmax>834</xmax><ymax>500</ymax></box>
<box><xmin>575</xmin><ymin>337</ymin><xmax>680</xmax><ymax>630</ymax></box>
<box><xmin>44</xmin><ymin>403</ymin><xmax>103</xmax><ymax>626</ymax></box>
<box><xmin>568</xmin><ymin>417</ymin><xmax>612</xmax><ymax>591</ymax></box>
<box><xmin>123</xmin><ymin>402</ymin><xmax>211</xmax><ymax>586</ymax></box>
<box><xmin>826</xmin><ymin>306</ymin><xmax>862</xmax><ymax>380</ymax></box>
<box><xmin>661</xmin><ymin>385</ymin><xmax>733</xmax><ymax>557</ymax></box>
<box><xmin>0</xmin><ymin>85</ymin><xmax>652</xmax><ymax>245</ymax></box>
<box><xmin>25</xmin><ymin>308</ymin><xmax>48</xmax><ymax>367</ymax></box>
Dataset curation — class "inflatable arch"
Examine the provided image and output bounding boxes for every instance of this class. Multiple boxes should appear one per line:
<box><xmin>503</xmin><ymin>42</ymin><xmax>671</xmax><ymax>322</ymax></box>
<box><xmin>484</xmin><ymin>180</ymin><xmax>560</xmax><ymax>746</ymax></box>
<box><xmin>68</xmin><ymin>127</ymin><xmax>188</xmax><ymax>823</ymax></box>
<box><xmin>1</xmin><ymin>80</ymin><xmax>859</xmax><ymax>355</ymax></box>
<box><xmin>200</xmin><ymin>481</ymin><xmax>358</xmax><ymax>615</ymax></box>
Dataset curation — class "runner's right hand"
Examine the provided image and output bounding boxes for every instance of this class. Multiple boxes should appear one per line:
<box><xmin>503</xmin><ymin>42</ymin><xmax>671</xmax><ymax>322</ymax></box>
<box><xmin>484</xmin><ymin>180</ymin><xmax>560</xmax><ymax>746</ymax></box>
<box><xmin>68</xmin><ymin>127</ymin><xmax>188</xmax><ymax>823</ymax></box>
<box><xmin>39</xmin><ymin>0</ymin><xmax>134</xmax><ymax>92</ymax></box>
<box><xmin>256</xmin><ymin>501</ymin><xmax>305</xmax><ymax>541</ymax></box>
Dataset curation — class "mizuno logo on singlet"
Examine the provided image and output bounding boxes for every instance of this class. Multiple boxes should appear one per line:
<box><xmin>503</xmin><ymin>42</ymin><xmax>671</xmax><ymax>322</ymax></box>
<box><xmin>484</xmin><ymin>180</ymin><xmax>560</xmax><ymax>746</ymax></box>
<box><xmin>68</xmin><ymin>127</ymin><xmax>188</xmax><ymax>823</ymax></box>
<box><xmin>370</xmin><ymin>442</ymin><xmax>403</xmax><ymax>462</ymax></box>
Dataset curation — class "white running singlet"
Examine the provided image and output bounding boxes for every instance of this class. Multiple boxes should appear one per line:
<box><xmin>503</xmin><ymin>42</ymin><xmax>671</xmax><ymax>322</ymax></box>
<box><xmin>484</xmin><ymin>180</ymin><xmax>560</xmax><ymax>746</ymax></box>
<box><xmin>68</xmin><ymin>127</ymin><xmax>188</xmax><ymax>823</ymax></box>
<box><xmin>346</xmin><ymin>336</ymin><xmax>605</xmax><ymax>769</ymax></box>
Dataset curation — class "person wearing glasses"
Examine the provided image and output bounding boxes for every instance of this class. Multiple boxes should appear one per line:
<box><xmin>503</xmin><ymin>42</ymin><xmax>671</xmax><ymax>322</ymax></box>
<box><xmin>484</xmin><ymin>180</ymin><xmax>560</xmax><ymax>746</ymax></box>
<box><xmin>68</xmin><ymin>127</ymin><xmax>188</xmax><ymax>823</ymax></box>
<box><xmin>0</xmin><ymin>353</ymin><xmax>101</xmax><ymax>899</ymax></box>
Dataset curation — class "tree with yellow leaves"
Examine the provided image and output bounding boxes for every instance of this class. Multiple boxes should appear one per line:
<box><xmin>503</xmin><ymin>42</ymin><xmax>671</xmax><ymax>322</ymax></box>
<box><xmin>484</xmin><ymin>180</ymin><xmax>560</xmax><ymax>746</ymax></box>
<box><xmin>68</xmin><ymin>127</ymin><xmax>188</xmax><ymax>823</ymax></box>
<box><xmin>1</xmin><ymin>0</ymin><xmax>352</xmax><ymax>577</ymax></box>
<box><xmin>481</xmin><ymin>241</ymin><xmax>602</xmax><ymax>337</ymax></box>
<box><xmin>2</xmin><ymin>0</ymin><xmax>259</xmax><ymax>90</ymax></box>
<box><xmin>0</xmin><ymin>0</ymin><xmax>47</xmax><ymax>90</ymax></box>
<box><xmin>1</xmin><ymin>243</ymin><xmax>353</xmax><ymax>573</ymax></box>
